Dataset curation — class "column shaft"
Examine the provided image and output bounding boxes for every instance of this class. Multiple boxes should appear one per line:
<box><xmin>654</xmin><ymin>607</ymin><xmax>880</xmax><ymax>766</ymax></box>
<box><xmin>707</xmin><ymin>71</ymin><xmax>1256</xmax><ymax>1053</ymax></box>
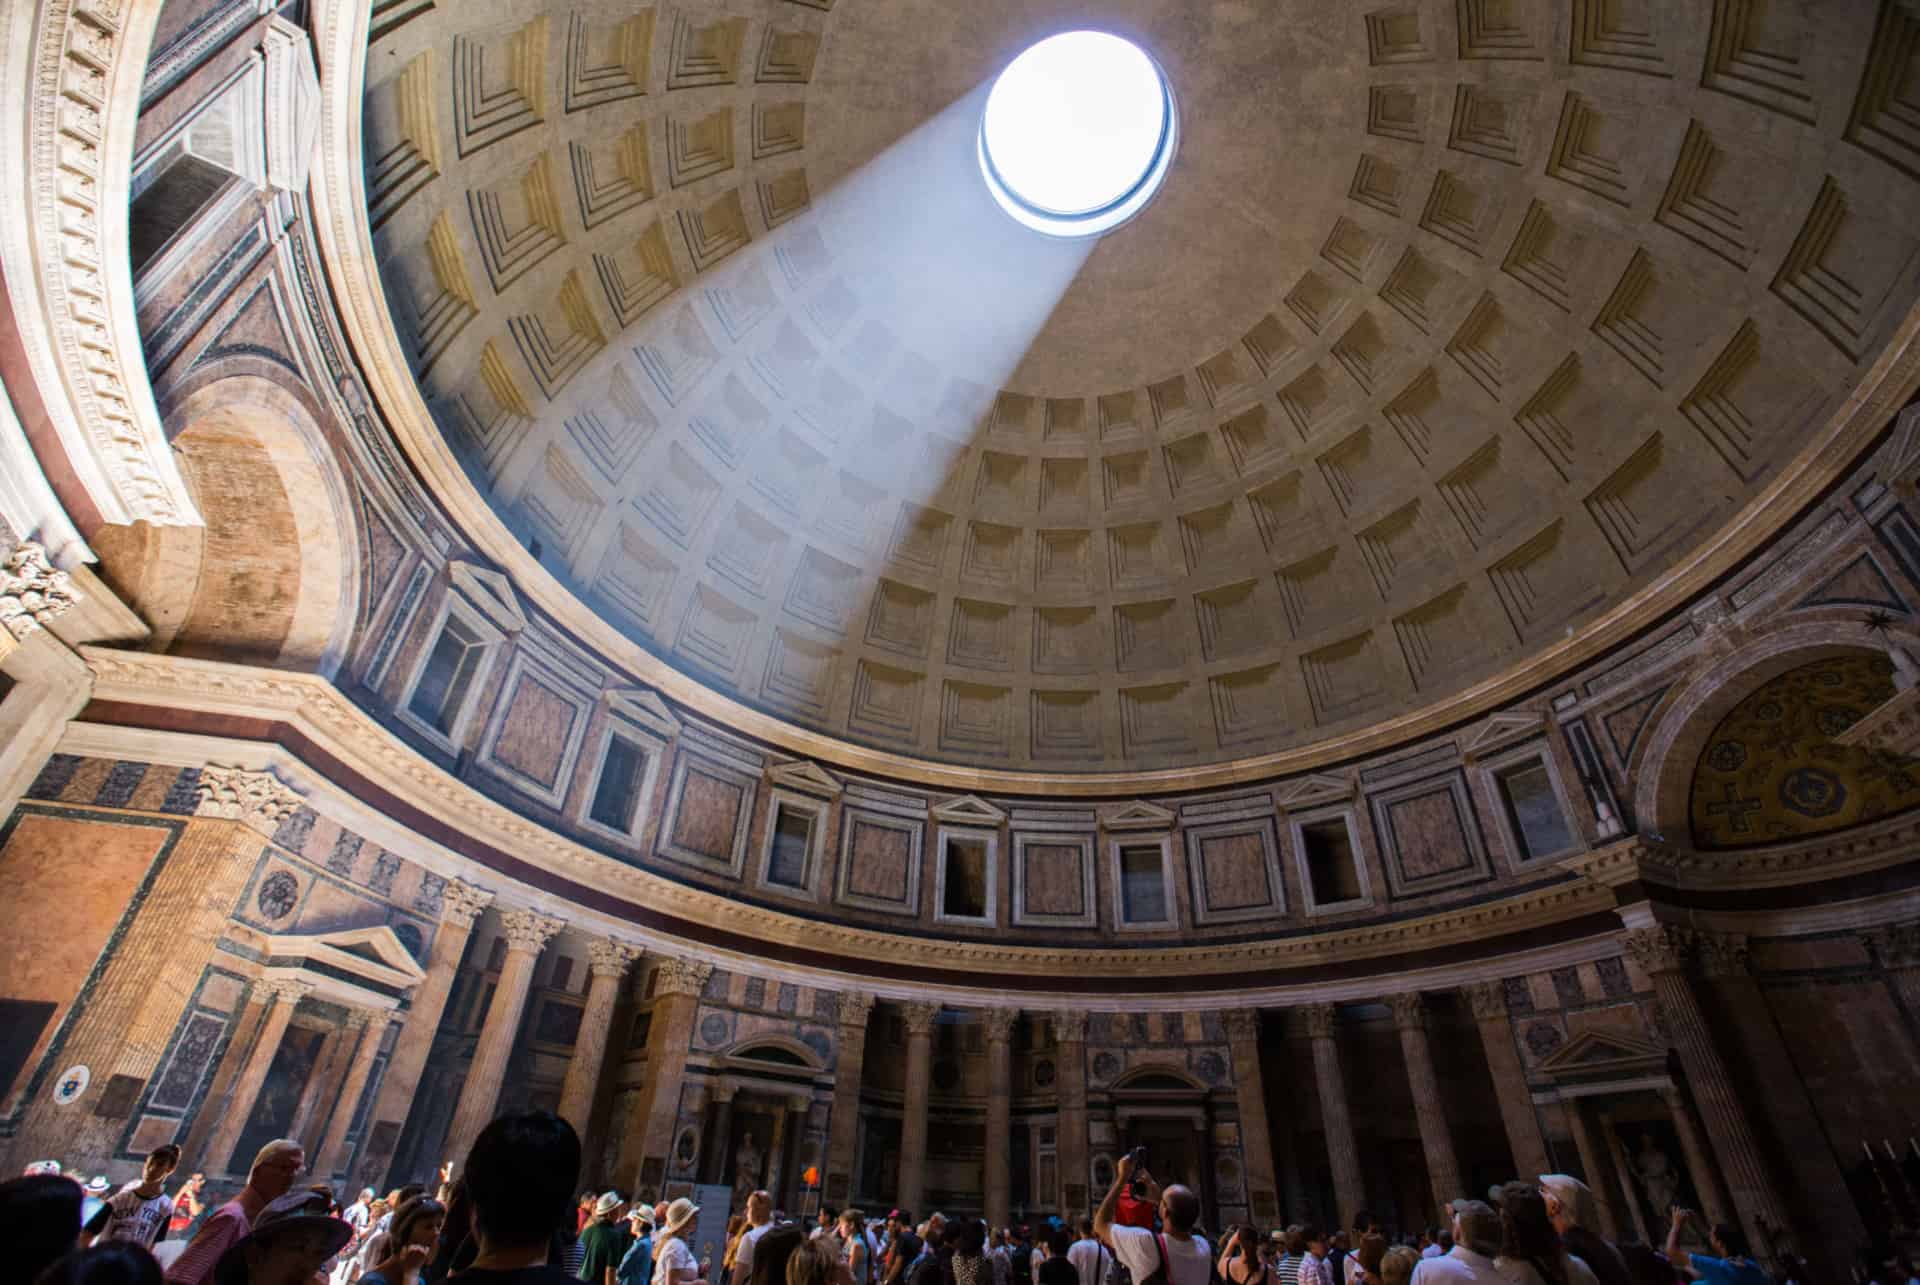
<box><xmin>984</xmin><ymin>1009</ymin><xmax>1016</xmax><ymax>1229</ymax></box>
<box><xmin>1223</xmin><ymin>1010</ymin><xmax>1279</xmax><ymax>1224</ymax></box>
<box><xmin>617</xmin><ymin>957</ymin><xmax>712</xmax><ymax>1196</ymax></box>
<box><xmin>179</xmin><ymin>984</ymin><xmax>272</xmax><ymax>1169</ymax></box>
<box><xmin>825</xmin><ymin>993</ymin><xmax>873</xmax><ymax>1208</ymax></box>
<box><xmin>897</xmin><ymin>1002</ymin><xmax>939</xmax><ymax>1216</ymax></box>
<box><xmin>705</xmin><ymin>1091</ymin><xmax>737</xmax><ymax>1186</ymax></box>
<box><xmin>444</xmin><ymin>909</ymin><xmax>565</xmax><ymax>1173</ymax></box>
<box><xmin>1056</xmin><ymin>1013</ymin><xmax>1090</xmax><ymax>1216</ymax></box>
<box><xmin>287</xmin><ymin>1023</ymin><xmax>349</xmax><ymax>1150</ymax></box>
<box><xmin>1390</xmin><ymin>993</ymin><xmax>1461</xmax><ymax>1217</ymax></box>
<box><xmin>557</xmin><ymin>939</ymin><xmax>639</xmax><ymax>1134</ymax></box>
<box><xmin>204</xmin><ymin>981</ymin><xmax>310</xmax><ymax>1175</ymax></box>
<box><xmin>315</xmin><ymin>1012</ymin><xmax>393</xmax><ymax>1179</ymax></box>
<box><xmin>358</xmin><ymin>880</ymin><xmax>491</xmax><ymax>1188</ymax></box>
<box><xmin>1658</xmin><ymin>1085</ymin><xmax>1731</xmax><ymax>1228</ymax></box>
<box><xmin>1303</xmin><ymin>1004</ymin><xmax>1365</xmax><ymax>1225</ymax></box>
<box><xmin>1461</xmin><ymin>982</ymin><xmax>1551</xmax><ymax>1180</ymax></box>
<box><xmin>1563</xmin><ymin>1099</ymin><xmax>1626</xmax><ymax>1240</ymax></box>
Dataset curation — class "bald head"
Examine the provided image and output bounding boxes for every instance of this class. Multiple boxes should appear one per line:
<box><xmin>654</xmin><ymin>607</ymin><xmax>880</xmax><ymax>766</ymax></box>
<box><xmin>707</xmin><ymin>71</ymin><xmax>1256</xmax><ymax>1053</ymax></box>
<box><xmin>748</xmin><ymin>1190</ymin><xmax>772</xmax><ymax>1225</ymax></box>
<box><xmin>249</xmin><ymin>1139</ymin><xmax>305</xmax><ymax>1200</ymax></box>
<box><xmin>1160</xmin><ymin>1185</ymin><xmax>1199</xmax><ymax>1236</ymax></box>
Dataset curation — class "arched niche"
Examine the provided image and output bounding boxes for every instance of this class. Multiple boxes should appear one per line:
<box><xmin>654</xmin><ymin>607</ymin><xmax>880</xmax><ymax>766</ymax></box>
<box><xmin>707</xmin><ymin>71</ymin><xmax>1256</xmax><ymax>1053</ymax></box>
<box><xmin>89</xmin><ymin>374</ymin><xmax>359</xmax><ymax>673</ymax></box>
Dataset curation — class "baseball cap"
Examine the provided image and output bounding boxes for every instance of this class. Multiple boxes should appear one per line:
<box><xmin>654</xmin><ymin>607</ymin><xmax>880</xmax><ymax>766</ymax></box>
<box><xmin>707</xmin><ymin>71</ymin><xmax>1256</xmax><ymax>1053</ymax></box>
<box><xmin>1536</xmin><ymin>1174</ymin><xmax>1591</xmax><ymax>1223</ymax></box>
<box><xmin>1447</xmin><ymin>1200</ymin><xmax>1501</xmax><ymax>1256</ymax></box>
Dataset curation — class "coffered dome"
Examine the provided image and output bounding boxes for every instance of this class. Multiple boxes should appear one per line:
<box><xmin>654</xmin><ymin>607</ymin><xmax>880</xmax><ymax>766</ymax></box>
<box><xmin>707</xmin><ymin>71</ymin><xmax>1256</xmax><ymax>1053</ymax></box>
<box><xmin>362</xmin><ymin>0</ymin><xmax>1920</xmax><ymax>773</ymax></box>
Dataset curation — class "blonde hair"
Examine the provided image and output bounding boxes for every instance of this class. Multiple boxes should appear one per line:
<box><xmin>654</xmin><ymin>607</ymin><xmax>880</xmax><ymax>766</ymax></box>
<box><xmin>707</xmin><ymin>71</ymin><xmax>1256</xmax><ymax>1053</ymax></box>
<box><xmin>1380</xmin><ymin>1248</ymin><xmax>1419</xmax><ymax>1285</ymax></box>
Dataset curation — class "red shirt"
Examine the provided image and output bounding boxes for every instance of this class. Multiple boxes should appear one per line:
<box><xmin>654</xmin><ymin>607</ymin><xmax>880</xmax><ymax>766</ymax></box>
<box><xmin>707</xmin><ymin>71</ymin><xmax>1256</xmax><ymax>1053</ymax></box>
<box><xmin>1115</xmin><ymin>1192</ymin><xmax>1156</xmax><ymax>1230</ymax></box>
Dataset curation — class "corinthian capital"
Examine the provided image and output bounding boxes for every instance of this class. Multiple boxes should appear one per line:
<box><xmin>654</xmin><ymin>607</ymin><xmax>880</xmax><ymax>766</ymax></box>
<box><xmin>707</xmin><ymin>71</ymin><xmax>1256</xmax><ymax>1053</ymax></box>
<box><xmin>654</xmin><ymin>957</ymin><xmax>713</xmax><ymax>998</ymax></box>
<box><xmin>1694</xmin><ymin>930</ymin><xmax>1751</xmax><ymax>979</ymax></box>
<box><xmin>902</xmin><ymin>1001</ymin><xmax>942</xmax><ymax>1036</ymax></box>
<box><xmin>1220</xmin><ymin>1008</ymin><xmax>1261</xmax><ymax>1041</ymax></box>
<box><xmin>266</xmin><ymin>978</ymin><xmax>315</xmax><ymax>1005</ymax></box>
<box><xmin>1388</xmin><ymin>991</ymin><xmax>1428</xmax><ymax>1033</ymax></box>
<box><xmin>1301</xmin><ymin>1002</ymin><xmax>1339</xmax><ymax>1039</ymax></box>
<box><xmin>440</xmin><ymin>880</ymin><xmax>494</xmax><ymax>930</ymax></box>
<box><xmin>195</xmin><ymin>765</ymin><xmax>303</xmax><ymax>833</ymax></box>
<box><xmin>1460</xmin><ymin>980</ymin><xmax>1507</xmax><ymax>1020</ymax></box>
<box><xmin>982</xmin><ymin>1006</ymin><xmax>1019</xmax><ymax>1042</ymax></box>
<box><xmin>1622</xmin><ymin>925</ymin><xmax>1694</xmax><ymax>976</ymax></box>
<box><xmin>498</xmin><ymin>909</ymin><xmax>566</xmax><ymax>956</ymax></box>
<box><xmin>1052</xmin><ymin>1010</ymin><xmax>1090</xmax><ymax>1043</ymax></box>
<box><xmin>0</xmin><ymin>541</ymin><xmax>79</xmax><ymax>642</ymax></box>
<box><xmin>1864</xmin><ymin>921</ymin><xmax>1920</xmax><ymax>970</ymax></box>
<box><xmin>836</xmin><ymin>991</ymin><xmax>876</xmax><ymax>1030</ymax></box>
<box><xmin>588</xmin><ymin>937</ymin><xmax>641</xmax><ymax>980</ymax></box>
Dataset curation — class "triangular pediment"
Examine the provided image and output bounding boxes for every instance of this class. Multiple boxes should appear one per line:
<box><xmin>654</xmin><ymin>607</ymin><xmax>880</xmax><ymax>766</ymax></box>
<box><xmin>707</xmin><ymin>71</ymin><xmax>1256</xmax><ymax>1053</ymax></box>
<box><xmin>1536</xmin><ymin>1028</ymin><xmax>1666</xmax><ymax>1082</ymax></box>
<box><xmin>605</xmin><ymin>687</ymin><xmax>682</xmax><ymax>739</ymax></box>
<box><xmin>1100</xmin><ymin>800</ymin><xmax>1175</xmax><ymax>830</ymax></box>
<box><xmin>932</xmin><ymin>794</ymin><xmax>1008</xmax><ymax>825</ymax></box>
<box><xmin>1274</xmin><ymin>773</ymin><xmax>1354</xmax><ymax>809</ymax></box>
<box><xmin>267</xmin><ymin>924</ymin><xmax>428</xmax><ymax>988</ymax></box>
<box><xmin>450</xmin><ymin>562</ymin><xmax>527</xmax><ymax>633</ymax></box>
<box><xmin>767</xmin><ymin>759</ymin><xmax>842</xmax><ymax>798</ymax></box>
<box><xmin>1462</xmin><ymin>711</ymin><xmax>1545</xmax><ymax>756</ymax></box>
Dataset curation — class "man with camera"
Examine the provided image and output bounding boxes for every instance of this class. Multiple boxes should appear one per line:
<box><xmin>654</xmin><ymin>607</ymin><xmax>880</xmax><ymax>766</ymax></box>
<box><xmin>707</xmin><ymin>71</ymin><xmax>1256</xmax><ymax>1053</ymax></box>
<box><xmin>1094</xmin><ymin>1151</ymin><xmax>1209</xmax><ymax>1285</ymax></box>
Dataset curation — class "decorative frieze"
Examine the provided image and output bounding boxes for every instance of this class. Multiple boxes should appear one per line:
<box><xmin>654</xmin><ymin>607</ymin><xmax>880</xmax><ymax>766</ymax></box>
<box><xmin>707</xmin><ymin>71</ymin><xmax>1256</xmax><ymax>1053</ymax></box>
<box><xmin>0</xmin><ymin>542</ymin><xmax>79</xmax><ymax>641</ymax></box>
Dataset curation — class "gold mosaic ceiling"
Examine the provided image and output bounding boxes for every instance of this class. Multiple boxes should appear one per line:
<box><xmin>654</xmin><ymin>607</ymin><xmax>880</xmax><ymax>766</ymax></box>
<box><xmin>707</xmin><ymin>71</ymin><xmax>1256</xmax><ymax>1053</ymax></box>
<box><xmin>363</xmin><ymin>0</ymin><xmax>1920</xmax><ymax>771</ymax></box>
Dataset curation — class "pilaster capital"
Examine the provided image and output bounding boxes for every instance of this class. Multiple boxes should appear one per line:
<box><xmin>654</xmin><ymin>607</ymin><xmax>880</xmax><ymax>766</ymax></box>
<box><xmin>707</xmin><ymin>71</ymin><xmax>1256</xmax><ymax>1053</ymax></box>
<box><xmin>1862</xmin><ymin>921</ymin><xmax>1920</xmax><ymax>970</ymax></box>
<box><xmin>902</xmin><ymin>1000</ymin><xmax>942</xmax><ymax>1036</ymax></box>
<box><xmin>440</xmin><ymin>880</ymin><xmax>494</xmax><ymax>930</ymax></box>
<box><xmin>194</xmin><ymin>765</ymin><xmax>304</xmax><ymax>833</ymax></box>
<box><xmin>498</xmin><ymin>909</ymin><xmax>566</xmax><ymax>956</ymax></box>
<box><xmin>1622</xmin><ymin>924</ymin><xmax>1695</xmax><ymax>976</ymax></box>
<box><xmin>343</xmin><ymin>1008</ymin><xmax>374</xmax><ymax>1031</ymax></box>
<box><xmin>1388</xmin><ymin>991</ymin><xmax>1428</xmax><ymax>1033</ymax></box>
<box><xmin>1460</xmin><ymin>980</ymin><xmax>1508</xmax><ymax>1020</ymax></box>
<box><xmin>1220</xmin><ymin>1008</ymin><xmax>1261</xmax><ymax>1041</ymax></box>
<box><xmin>265</xmin><ymin>978</ymin><xmax>315</xmax><ymax>1005</ymax></box>
<box><xmin>982</xmin><ymin>1006</ymin><xmax>1019</xmax><ymax>1042</ymax></box>
<box><xmin>1301</xmin><ymin>1001</ymin><xmax>1339</xmax><ymax>1039</ymax></box>
<box><xmin>788</xmin><ymin>1094</ymin><xmax>813</xmax><ymax>1114</ymax></box>
<box><xmin>836</xmin><ymin>990</ymin><xmax>876</xmax><ymax>1030</ymax></box>
<box><xmin>1052</xmin><ymin>1011</ymin><xmax>1089</xmax><ymax>1043</ymax></box>
<box><xmin>0</xmin><ymin>540</ymin><xmax>79</xmax><ymax>642</ymax></box>
<box><xmin>588</xmin><ymin>937</ymin><xmax>641</xmax><ymax>981</ymax></box>
<box><xmin>1695</xmin><ymin>930</ymin><xmax>1751</xmax><ymax>979</ymax></box>
<box><xmin>654</xmin><ymin>957</ymin><xmax>713</xmax><ymax>998</ymax></box>
<box><xmin>711</xmin><ymin>1082</ymin><xmax>737</xmax><ymax>1105</ymax></box>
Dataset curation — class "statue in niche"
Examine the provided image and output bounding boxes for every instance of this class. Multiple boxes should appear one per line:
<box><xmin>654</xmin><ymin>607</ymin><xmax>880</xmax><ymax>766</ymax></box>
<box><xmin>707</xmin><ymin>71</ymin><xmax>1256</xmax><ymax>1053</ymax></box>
<box><xmin>1630</xmin><ymin>1132</ymin><xmax>1680</xmax><ymax>1215</ymax></box>
<box><xmin>732</xmin><ymin>1131</ymin><xmax>764</xmax><ymax>1207</ymax></box>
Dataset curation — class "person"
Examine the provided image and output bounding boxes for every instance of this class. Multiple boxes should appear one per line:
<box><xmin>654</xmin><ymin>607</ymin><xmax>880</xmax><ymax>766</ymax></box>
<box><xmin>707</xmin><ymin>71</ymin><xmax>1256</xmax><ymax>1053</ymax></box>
<box><xmin>1067</xmin><ymin>1219</ymin><xmax>1110</xmax><ymax>1285</ymax></box>
<box><xmin>1344</xmin><ymin>1218</ymin><xmax>1382</xmax><ymax>1285</ymax></box>
<box><xmin>37</xmin><ymin>1240</ymin><xmax>168</xmax><ymax>1284</ymax></box>
<box><xmin>1299</xmin><ymin>1228</ymin><xmax>1335</xmax><ymax>1285</ymax></box>
<box><xmin>1408</xmin><ymin>1202</ymin><xmax>1502</xmax><ymax>1285</ymax></box>
<box><xmin>213</xmin><ymin>1188</ymin><xmax>354</xmax><ymax>1285</ymax></box>
<box><xmin>986</xmin><ymin>1228</ymin><xmax>1010</xmax><ymax>1285</ymax></box>
<box><xmin>618</xmin><ymin>1206</ymin><xmax>655</xmax><ymax>1285</ymax></box>
<box><xmin>1352</xmin><ymin>1236</ymin><xmax>1387</xmax><ymax>1285</ymax></box>
<box><xmin>83</xmin><ymin>1144</ymin><xmax>181</xmax><ymax>1251</ymax></box>
<box><xmin>787</xmin><ymin>1237</ymin><xmax>847</xmax><ymax>1285</ymax></box>
<box><xmin>430</xmin><ymin>1180</ymin><xmax>476</xmax><ymax>1283</ymax></box>
<box><xmin>3</xmin><ymin>1171</ymin><xmax>85</xmax><ymax>1283</ymax></box>
<box><xmin>1218</xmin><ymin>1226</ymin><xmax>1270</xmax><ymax>1285</ymax></box>
<box><xmin>1008</xmin><ymin>1228</ymin><xmax>1031</xmax><ymax>1285</ymax></box>
<box><xmin>748</xmin><ymin>1225</ymin><xmax>807</xmax><ymax>1285</ymax></box>
<box><xmin>816</xmin><ymin>1215</ymin><xmax>838</xmax><ymax>1245</ymax></box>
<box><xmin>884</xmin><ymin>1233</ymin><xmax>923</xmax><ymax>1285</ymax></box>
<box><xmin>842</xmin><ymin>1213</ymin><xmax>871</xmax><ymax>1285</ymax></box>
<box><xmin>1536</xmin><ymin>1180</ymin><xmax>1628</xmax><ymax>1285</ymax></box>
<box><xmin>909</xmin><ymin>1224</ymin><xmax>949</xmax><ymax>1285</ymax></box>
<box><xmin>1275</xmin><ymin>1228</ymin><xmax>1306</xmax><ymax>1285</ymax></box>
<box><xmin>1490</xmin><ymin>1185</ymin><xmax>1597</xmax><ymax>1285</ymax></box>
<box><xmin>171</xmin><ymin>1175</ymin><xmax>210</xmax><ymax>1243</ymax></box>
<box><xmin>348</xmin><ymin>1191</ymin><xmax>377</xmax><ymax>1241</ymax></box>
<box><xmin>581</xmin><ymin>1199</ymin><xmax>600</xmax><ymax>1238</ymax></box>
<box><xmin>1094</xmin><ymin>1152</ymin><xmax>1209</xmax><ymax>1285</ymax></box>
<box><xmin>724</xmin><ymin>1218</ymin><xmax>751</xmax><ymax>1282</ymax></box>
<box><xmin>1661</xmin><ymin>1211</ymin><xmax>1765</xmax><ymax>1285</ymax></box>
<box><xmin>1113</xmin><ymin>1170</ymin><xmax>1158</xmax><ymax>1232</ymax></box>
<box><xmin>1036</xmin><ymin>1230</ymin><xmax>1076</xmax><ymax>1285</ymax></box>
<box><xmin>654</xmin><ymin>1199</ymin><xmax>709</xmax><ymax>1285</ymax></box>
<box><xmin>444</xmin><ymin>1110</ymin><xmax>583</xmax><ymax>1284</ymax></box>
<box><xmin>952</xmin><ymin>1219</ymin><xmax>992</xmax><ymax>1285</ymax></box>
<box><xmin>580</xmin><ymin>1194</ymin><xmax>630</xmax><ymax>1285</ymax></box>
<box><xmin>165</xmin><ymin>1139</ymin><xmax>306</xmax><ymax>1285</ymax></box>
<box><xmin>362</xmin><ymin>1197</ymin><xmax>448</xmax><ymax>1285</ymax></box>
<box><xmin>1381</xmin><ymin>1250</ymin><xmax>1419</xmax><ymax>1285</ymax></box>
<box><xmin>733</xmin><ymin>1194</ymin><xmax>779</xmax><ymax>1285</ymax></box>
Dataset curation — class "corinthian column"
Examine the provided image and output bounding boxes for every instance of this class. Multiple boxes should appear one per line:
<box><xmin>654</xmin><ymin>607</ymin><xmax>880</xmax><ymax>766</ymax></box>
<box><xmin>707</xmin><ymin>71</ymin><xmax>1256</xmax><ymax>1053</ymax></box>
<box><xmin>444</xmin><ymin>909</ymin><xmax>566</xmax><ymax>1172</ymax></box>
<box><xmin>359</xmin><ymin>879</ymin><xmax>492</xmax><ymax>1188</ymax></box>
<box><xmin>1303</xmin><ymin>1003</ymin><xmax>1365</xmax><ymax>1225</ymax></box>
<box><xmin>825</xmin><ymin>992</ymin><xmax>874</xmax><ymax>1207</ymax></box>
<box><xmin>1056</xmin><ymin>1011</ymin><xmax>1091</xmax><ymax>1216</ymax></box>
<box><xmin>1460</xmin><ymin>981</ymin><xmax>1550</xmax><ymax>1181</ymax></box>
<box><xmin>1623</xmin><ymin>926</ymin><xmax>1789</xmax><ymax>1258</ymax></box>
<box><xmin>315</xmin><ymin>1009</ymin><xmax>395</xmax><ymax>1179</ymax></box>
<box><xmin>204</xmin><ymin>979</ymin><xmax>313</xmax><ymax>1175</ymax></box>
<box><xmin>983</xmin><ymin>1007</ymin><xmax>1018</xmax><ymax>1228</ymax></box>
<box><xmin>1222</xmin><ymin>1009</ymin><xmax>1280</xmax><ymax>1223</ymax></box>
<box><xmin>618</xmin><ymin>956</ymin><xmax>712</xmax><ymax>1196</ymax></box>
<box><xmin>1658</xmin><ymin>1082</ymin><xmax>1732</xmax><ymax>1228</ymax></box>
<box><xmin>1390</xmin><ymin>992</ymin><xmax>1462</xmax><ymax>1215</ymax></box>
<box><xmin>557</xmin><ymin>938</ymin><xmax>639</xmax><ymax>1135</ymax></box>
<box><xmin>1865</xmin><ymin>922</ymin><xmax>1920</xmax><ymax>1039</ymax></box>
<box><xmin>897</xmin><ymin>1001</ymin><xmax>941</xmax><ymax>1216</ymax></box>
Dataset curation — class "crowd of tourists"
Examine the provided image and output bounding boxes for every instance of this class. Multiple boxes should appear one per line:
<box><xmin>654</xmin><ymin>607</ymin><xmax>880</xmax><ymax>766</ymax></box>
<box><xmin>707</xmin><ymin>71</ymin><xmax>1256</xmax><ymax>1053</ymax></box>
<box><xmin>4</xmin><ymin>1119</ymin><xmax>1915</xmax><ymax>1285</ymax></box>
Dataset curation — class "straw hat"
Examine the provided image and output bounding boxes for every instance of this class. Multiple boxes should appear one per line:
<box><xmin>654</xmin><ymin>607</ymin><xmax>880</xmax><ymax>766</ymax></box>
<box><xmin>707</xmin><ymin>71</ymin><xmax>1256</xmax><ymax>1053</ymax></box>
<box><xmin>595</xmin><ymin>1191</ymin><xmax>624</xmax><ymax>1218</ymax></box>
<box><xmin>663</xmin><ymin>1196</ymin><xmax>700</xmax><ymax>1236</ymax></box>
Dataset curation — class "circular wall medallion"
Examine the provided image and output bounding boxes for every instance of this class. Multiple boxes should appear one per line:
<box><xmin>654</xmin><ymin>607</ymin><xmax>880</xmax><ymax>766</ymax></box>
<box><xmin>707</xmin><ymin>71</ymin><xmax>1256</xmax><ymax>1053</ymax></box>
<box><xmin>673</xmin><ymin>1126</ymin><xmax>699</xmax><ymax>1172</ymax></box>
<box><xmin>1779</xmin><ymin>766</ymin><xmax>1847</xmax><ymax>818</ymax></box>
<box><xmin>1091</xmin><ymin>1050</ymin><xmax>1122</xmax><ymax>1082</ymax></box>
<box><xmin>1706</xmin><ymin>740</ymin><xmax>1747</xmax><ymax>772</ymax></box>
<box><xmin>1524</xmin><ymin>1021</ymin><xmax>1564</xmax><ymax>1058</ymax></box>
<box><xmin>1032</xmin><ymin>1057</ymin><xmax>1056</xmax><ymax>1088</ymax></box>
<box><xmin>1194</xmin><ymin>1051</ymin><xmax>1227</xmax><ymax>1085</ymax></box>
<box><xmin>53</xmin><ymin>1065</ymin><xmax>89</xmax><ymax>1106</ymax></box>
<box><xmin>255</xmin><ymin>871</ymin><xmax>299</xmax><ymax>921</ymax></box>
<box><xmin>699</xmin><ymin>1013</ymin><xmax>731</xmax><ymax>1047</ymax></box>
<box><xmin>978</xmin><ymin>30</ymin><xmax>1177</xmax><ymax>238</ymax></box>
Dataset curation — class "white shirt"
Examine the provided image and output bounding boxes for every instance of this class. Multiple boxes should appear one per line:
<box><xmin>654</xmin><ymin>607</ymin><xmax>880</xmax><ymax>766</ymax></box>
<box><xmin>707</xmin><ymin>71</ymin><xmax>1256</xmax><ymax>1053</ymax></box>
<box><xmin>1068</xmin><ymin>1238</ymin><xmax>1111</xmax><ymax>1285</ymax></box>
<box><xmin>1410</xmin><ymin>1248</ymin><xmax>1504</xmax><ymax>1285</ymax></box>
<box><xmin>733</xmin><ymin>1221</ymin><xmax>776</xmax><ymax>1285</ymax></box>
<box><xmin>1110</xmin><ymin>1225</ymin><xmax>1211</xmax><ymax>1285</ymax></box>
<box><xmin>1422</xmin><ymin>1248</ymin><xmax>1444</xmax><ymax>1260</ymax></box>
<box><xmin>659</xmin><ymin>1237</ymin><xmax>700</xmax><ymax>1282</ymax></box>
<box><xmin>1494</xmin><ymin>1255</ymin><xmax>1599</xmax><ymax>1285</ymax></box>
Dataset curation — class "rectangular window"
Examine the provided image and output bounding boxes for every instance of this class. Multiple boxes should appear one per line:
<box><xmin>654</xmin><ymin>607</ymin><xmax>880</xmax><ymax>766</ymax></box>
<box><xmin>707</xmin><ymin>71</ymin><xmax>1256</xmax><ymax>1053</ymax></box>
<box><xmin>1118</xmin><ymin>844</ymin><xmax>1168</xmax><ymax>923</ymax></box>
<box><xmin>941</xmin><ymin>836</ymin><xmax>991</xmax><ymax>919</ymax></box>
<box><xmin>1498</xmin><ymin>761</ymin><xmax>1575</xmax><ymax>860</ymax></box>
<box><xmin>766</xmin><ymin>803</ymin><xmax>815</xmax><ymax>890</ymax></box>
<box><xmin>408</xmin><ymin>615</ymin><xmax>486</xmax><ymax>734</ymax></box>
<box><xmin>1301</xmin><ymin>818</ymin><xmax>1364</xmax><ymax>905</ymax></box>
<box><xmin>549</xmin><ymin>955</ymin><xmax>574</xmax><ymax>992</ymax></box>
<box><xmin>588</xmin><ymin>735</ymin><xmax>649</xmax><ymax>832</ymax></box>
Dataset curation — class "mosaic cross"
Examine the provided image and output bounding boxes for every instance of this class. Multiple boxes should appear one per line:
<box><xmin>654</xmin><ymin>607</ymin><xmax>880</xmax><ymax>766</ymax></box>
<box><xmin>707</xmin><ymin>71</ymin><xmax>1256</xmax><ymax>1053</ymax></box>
<box><xmin>1705</xmin><ymin>782</ymin><xmax>1761</xmax><ymax>833</ymax></box>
